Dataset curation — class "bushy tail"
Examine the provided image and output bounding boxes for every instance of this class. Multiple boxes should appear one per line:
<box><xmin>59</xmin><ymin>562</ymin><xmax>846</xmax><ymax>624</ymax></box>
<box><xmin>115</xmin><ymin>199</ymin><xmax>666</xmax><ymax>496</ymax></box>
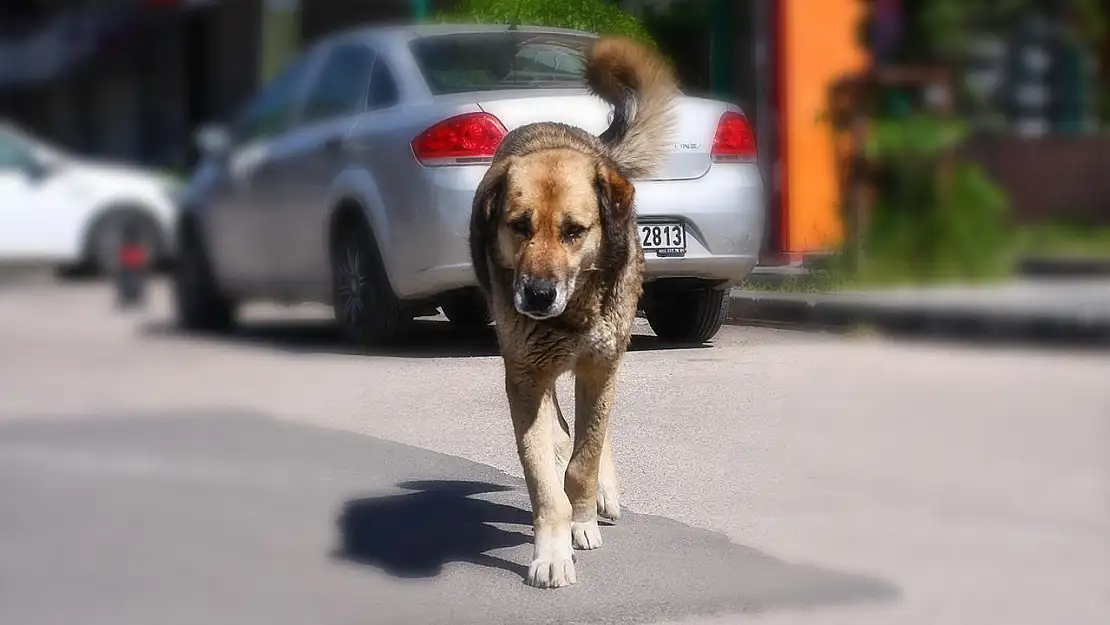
<box><xmin>584</xmin><ymin>36</ymin><xmax>678</xmax><ymax>179</ymax></box>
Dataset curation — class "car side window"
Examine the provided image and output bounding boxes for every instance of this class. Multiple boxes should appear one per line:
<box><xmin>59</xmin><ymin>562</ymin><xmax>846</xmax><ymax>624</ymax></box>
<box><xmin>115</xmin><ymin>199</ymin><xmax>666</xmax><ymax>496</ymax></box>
<box><xmin>367</xmin><ymin>57</ymin><xmax>400</xmax><ymax>110</ymax></box>
<box><xmin>301</xmin><ymin>43</ymin><xmax>376</xmax><ymax>123</ymax></box>
<box><xmin>232</xmin><ymin>53</ymin><xmax>315</xmax><ymax>144</ymax></box>
<box><xmin>0</xmin><ymin>130</ymin><xmax>33</xmax><ymax>171</ymax></box>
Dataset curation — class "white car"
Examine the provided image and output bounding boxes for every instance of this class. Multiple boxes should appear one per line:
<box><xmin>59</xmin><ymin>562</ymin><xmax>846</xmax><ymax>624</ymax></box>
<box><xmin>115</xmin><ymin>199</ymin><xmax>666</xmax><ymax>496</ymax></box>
<box><xmin>0</xmin><ymin>121</ymin><xmax>179</xmax><ymax>275</ymax></box>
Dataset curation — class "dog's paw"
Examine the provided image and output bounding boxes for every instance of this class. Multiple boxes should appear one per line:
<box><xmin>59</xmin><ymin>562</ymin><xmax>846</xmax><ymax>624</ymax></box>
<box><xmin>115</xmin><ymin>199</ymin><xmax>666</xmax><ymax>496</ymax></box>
<box><xmin>526</xmin><ymin>557</ymin><xmax>577</xmax><ymax>588</ymax></box>
<box><xmin>597</xmin><ymin>481</ymin><xmax>621</xmax><ymax>521</ymax></box>
<box><xmin>571</xmin><ymin>519</ymin><xmax>603</xmax><ymax>550</ymax></box>
<box><xmin>526</xmin><ymin>532</ymin><xmax>577</xmax><ymax>589</ymax></box>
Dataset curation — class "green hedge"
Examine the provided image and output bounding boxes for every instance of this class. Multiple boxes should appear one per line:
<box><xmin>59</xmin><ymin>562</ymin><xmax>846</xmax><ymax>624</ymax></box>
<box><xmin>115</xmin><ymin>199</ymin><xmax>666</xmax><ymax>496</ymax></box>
<box><xmin>440</xmin><ymin>0</ymin><xmax>654</xmax><ymax>45</ymax></box>
<box><xmin>858</xmin><ymin>115</ymin><xmax>1013</xmax><ymax>284</ymax></box>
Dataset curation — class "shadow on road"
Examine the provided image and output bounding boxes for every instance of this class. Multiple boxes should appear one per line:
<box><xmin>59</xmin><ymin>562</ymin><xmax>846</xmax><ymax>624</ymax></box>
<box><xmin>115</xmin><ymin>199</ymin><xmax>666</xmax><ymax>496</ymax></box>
<box><xmin>329</xmin><ymin>476</ymin><xmax>900</xmax><ymax>612</ymax></box>
<box><xmin>0</xmin><ymin>412</ymin><xmax>900</xmax><ymax>622</ymax></box>
<box><xmin>141</xmin><ymin>318</ymin><xmax>711</xmax><ymax>359</ymax></box>
<box><xmin>333</xmin><ymin>480</ymin><xmax>532</xmax><ymax>578</ymax></box>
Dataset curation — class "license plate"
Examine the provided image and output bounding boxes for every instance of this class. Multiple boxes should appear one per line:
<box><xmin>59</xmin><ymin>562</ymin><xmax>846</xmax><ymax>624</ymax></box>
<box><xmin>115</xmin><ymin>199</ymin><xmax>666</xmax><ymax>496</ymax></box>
<box><xmin>638</xmin><ymin>221</ymin><xmax>687</xmax><ymax>258</ymax></box>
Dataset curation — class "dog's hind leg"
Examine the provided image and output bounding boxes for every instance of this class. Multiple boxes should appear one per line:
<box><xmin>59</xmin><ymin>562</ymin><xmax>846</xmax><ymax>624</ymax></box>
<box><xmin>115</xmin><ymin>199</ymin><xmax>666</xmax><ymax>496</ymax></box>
<box><xmin>597</xmin><ymin>430</ymin><xmax>621</xmax><ymax>521</ymax></box>
<box><xmin>566</xmin><ymin>358</ymin><xmax>620</xmax><ymax>550</ymax></box>
<box><xmin>507</xmin><ymin>372</ymin><xmax>577</xmax><ymax>588</ymax></box>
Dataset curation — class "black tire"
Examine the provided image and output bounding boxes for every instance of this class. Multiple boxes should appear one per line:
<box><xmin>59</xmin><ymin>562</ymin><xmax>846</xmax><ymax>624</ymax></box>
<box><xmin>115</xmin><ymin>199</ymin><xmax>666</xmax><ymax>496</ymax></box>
<box><xmin>644</xmin><ymin>287</ymin><xmax>728</xmax><ymax>344</ymax></box>
<box><xmin>88</xmin><ymin>209</ymin><xmax>163</xmax><ymax>277</ymax></box>
<box><xmin>441</xmin><ymin>290</ymin><xmax>492</xmax><ymax>328</ymax></box>
<box><xmin>331</xmin><ymin>223</ymin><xmax>411</xmax><ymax>347</ymax></box>
<box><xmin>173</xmin><ymin>220</ymin><xmax>236</xmax><ymax>332</ymax></box>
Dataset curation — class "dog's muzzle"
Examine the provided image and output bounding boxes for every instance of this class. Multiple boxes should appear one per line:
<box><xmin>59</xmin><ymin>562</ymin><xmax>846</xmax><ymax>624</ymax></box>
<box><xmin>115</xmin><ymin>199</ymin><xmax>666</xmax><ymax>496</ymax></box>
<box><xmin>514</xmin><ymin>276</ymin><xmax>568</xmax><ymax>320</ymax></box>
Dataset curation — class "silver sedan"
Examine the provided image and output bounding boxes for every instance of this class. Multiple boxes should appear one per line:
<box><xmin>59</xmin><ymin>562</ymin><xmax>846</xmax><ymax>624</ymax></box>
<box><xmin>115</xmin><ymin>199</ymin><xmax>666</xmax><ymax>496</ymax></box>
<box><xmin>174</xmin><ymin>23</ymin><xmax>764</xmax><ymax>345</ymax></box>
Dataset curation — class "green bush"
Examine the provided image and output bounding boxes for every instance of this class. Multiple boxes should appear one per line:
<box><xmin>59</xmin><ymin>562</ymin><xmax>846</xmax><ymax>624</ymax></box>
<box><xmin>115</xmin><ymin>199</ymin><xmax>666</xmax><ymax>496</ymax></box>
<box><xmin>441</xmin><ymin>0</ymin><xmax>654</xmax><ymax>45</ymax></box>
<box><xmin>855</xmin><ymin>115</ymin><xmax>1013</xmax><ymax>284</ymax></box>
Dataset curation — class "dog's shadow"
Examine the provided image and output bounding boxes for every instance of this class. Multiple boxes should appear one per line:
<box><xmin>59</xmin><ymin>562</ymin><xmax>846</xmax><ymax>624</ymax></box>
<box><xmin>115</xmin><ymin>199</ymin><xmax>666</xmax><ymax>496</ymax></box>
<box><xmin>332</xmin><ymin>480</ymin><xmax>533</xmax><ymax>578</ymax></box>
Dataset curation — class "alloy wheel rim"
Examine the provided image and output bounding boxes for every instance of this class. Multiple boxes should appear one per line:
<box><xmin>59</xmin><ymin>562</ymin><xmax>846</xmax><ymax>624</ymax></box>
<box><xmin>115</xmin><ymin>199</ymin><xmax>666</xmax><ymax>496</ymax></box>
<box><xmin>337</xmin><ymin>243</ymin><xmax>367</xmax><ymax>325</ymax></box>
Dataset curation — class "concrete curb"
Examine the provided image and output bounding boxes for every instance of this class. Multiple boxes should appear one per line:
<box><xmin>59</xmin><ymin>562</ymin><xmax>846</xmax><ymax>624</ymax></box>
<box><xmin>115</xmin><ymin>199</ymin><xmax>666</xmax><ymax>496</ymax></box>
<box><xmin>724</xmin><ymin>290</ymin><xmax>1110</xmax><ymax>346</ymax></box>
<box><xmin>1018</xmin><ymin>257</ymin><xmax>1110</xmax><ymax>278</ymax></box>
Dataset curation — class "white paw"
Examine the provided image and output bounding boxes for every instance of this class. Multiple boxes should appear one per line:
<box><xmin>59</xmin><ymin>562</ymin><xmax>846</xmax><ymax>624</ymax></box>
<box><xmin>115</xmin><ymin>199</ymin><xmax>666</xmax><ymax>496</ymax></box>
<box><xmin>526</xmin><ymin>557</ymin><xmax>577</xmax><ymax>588</ymax></box>
<box><xmin>526</xmin><ymin>531</ymin><xmax>577</xmax><ymax>589</ymax></box>
<box><xmin>597</xmin><ymin>481</ymin><xmax>621</xmax><ymax>521</ymax></box>
<box><xmin>571</xmin><ymin>519</ymin><xmax>603</xmax><ymax>550</ymax></box>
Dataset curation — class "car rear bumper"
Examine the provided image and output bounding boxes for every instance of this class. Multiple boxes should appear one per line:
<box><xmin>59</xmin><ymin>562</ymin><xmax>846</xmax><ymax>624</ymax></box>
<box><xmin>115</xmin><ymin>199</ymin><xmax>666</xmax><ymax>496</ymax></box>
<box><xmin>391</xmin><ymin>162</ymin><xmax>765</xmax><ymax>300</ymax></box>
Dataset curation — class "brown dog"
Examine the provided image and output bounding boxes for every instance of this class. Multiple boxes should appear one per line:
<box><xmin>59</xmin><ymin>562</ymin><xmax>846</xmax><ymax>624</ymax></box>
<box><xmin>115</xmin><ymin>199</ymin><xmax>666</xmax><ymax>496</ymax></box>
<box><xmin>468</xmin><ymin>36</ymin><xmax>677</xmax><ymax>588</ymax></box>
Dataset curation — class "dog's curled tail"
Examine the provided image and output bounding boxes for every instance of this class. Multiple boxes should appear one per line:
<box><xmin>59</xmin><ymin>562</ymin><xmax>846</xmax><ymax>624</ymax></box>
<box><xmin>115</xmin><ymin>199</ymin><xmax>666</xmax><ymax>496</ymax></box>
<box><xmin>585</xmin><ymin>36</ymin><xmax>677</xmax><ymax>179</ymax></box>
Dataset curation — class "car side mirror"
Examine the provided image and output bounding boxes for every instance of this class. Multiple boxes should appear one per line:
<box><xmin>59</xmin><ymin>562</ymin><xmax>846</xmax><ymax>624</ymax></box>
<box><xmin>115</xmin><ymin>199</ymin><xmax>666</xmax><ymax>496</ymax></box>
<box><xmin>195</xmin><ymin>124</ymin><xmax>231</xmax><ymax>157</ymax></box>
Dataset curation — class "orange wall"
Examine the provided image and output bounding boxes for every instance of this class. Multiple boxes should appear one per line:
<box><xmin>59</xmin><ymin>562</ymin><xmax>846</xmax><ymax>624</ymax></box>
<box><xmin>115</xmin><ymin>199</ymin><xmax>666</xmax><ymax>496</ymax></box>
<box><xmin>781</xmin><ymin>0</ymin><xmax>867</xmax><ymax>253</ymax></box>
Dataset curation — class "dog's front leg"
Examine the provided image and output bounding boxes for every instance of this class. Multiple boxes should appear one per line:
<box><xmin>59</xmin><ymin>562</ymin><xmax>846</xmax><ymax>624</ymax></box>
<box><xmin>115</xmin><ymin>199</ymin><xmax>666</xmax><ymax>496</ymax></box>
<box><xmin>596</xmin><ymin>429</ymin><xmax>621</xmax><ymax>521</ymax></box>
<box><xmin>553</xmin><ymin>391</ymin><xmax>572</xmax><ymax>488</ymax></box>
<box><xmin>506</xmin><ymin>372</ymin><xmax>576</xmax><ymax>588</ymax></box>
<box><xmin>566</xmin><ymin>358</ymin><xmax>620</xmax><ymax>550</ymax></box>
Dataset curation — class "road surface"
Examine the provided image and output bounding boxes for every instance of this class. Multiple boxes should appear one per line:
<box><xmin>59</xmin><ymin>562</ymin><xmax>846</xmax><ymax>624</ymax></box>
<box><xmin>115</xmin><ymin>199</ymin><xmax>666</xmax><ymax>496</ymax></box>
<box><xmin>0</xmin><ymin>279</ymin><xmax>1107</xmax><ymax>624</ymax></box>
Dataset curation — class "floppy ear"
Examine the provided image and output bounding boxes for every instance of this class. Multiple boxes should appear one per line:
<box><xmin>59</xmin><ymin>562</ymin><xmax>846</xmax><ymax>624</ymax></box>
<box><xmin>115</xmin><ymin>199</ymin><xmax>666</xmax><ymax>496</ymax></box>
<box><xmin>469</xmin><ymin>160</ymin><xmax>510</xmax><ymax>293</ymax></box>
<box><xmin>595</xmin><ymin>162</ymin><xmax>635</xmax><ymax>234</ymax></box>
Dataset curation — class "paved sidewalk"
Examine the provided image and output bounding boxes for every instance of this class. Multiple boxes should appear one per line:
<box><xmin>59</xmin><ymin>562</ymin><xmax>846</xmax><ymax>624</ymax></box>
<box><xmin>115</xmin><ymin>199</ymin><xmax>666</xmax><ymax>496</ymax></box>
<box><xmin>0</xmin><ymin>264</ymin><xmax>58</xmax><ymax>286</ymax></box>
<box><xmin>726</xmin><ymin>278</ymin><xmax>1110</xmax><ymax>344</ymax></box>
<box><xmin>4</xmin><ymin>281</ymin><xmax>1109</xmax><ymax>625</ymax></box>
<box><xmin>0</xmin><ymin>412</ymin><xmax>898</xmax><ymax>625</ymax></box>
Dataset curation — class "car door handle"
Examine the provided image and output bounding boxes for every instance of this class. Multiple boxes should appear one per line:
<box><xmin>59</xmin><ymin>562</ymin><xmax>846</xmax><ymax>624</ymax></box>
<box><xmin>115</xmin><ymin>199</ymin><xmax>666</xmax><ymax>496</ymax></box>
<box><xmin>323</xmin><ymin>136</ymin><xmax>344</xmax><ymax>153</ymax></box>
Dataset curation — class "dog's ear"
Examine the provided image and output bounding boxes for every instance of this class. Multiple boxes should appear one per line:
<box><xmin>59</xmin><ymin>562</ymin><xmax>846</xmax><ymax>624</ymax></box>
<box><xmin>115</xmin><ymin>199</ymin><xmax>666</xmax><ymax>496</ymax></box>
<box><xmin>469</xmin><ymin>159</ymin><xmax>512</xmax><ymax>292</ymax></box>
<box><xmin>595</xmin><ymin>162</ymin><xmax>635</xmax><ymax>232</ymax></box>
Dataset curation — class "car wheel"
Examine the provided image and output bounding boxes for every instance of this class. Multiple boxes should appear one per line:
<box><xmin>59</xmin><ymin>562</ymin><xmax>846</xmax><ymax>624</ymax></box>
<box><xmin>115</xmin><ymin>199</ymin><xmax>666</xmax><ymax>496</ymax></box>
<box><xmin>644</xmin><ymin>287</ymin><xmax>729</xmax><ymax>344</ymax></box>
<box><xmin>440</xmin><ymin>290</ymin><xmax>492</xmax><ymax>328</ymax></box>
<box><xmin>331</xmin><ymin>224</ymin><xmax>411</xmax><ymax>347</ymax></box>
<box><xmin>173</xmin><ymin>222</ymin><xmax>236</xmax><ymax>332</ymax></box>
<box><xmin>90</xmin><ymin>209</ymin><xmax>162</xmax><ymax>277</ymax></box>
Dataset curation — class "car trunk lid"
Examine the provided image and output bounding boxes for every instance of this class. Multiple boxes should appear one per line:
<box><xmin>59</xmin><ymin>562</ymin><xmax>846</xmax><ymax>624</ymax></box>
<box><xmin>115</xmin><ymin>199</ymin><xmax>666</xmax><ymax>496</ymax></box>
<box><xmin>466</xmin><ymin>90</ymin><xmax>726</xmax><ymax>181</ymax></box>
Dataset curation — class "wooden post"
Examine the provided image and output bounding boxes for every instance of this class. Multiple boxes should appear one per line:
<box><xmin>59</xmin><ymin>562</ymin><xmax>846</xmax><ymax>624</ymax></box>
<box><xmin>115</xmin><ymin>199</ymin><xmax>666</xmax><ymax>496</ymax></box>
<box><xmin>827</xmin><ymin>74</ymin><xmax>874</xmax><ymax>271</ymax></box>
<box><xmin>259</xmin><ymin>0</ymin><xmax>300</xmax><ymax>83</ymax></box>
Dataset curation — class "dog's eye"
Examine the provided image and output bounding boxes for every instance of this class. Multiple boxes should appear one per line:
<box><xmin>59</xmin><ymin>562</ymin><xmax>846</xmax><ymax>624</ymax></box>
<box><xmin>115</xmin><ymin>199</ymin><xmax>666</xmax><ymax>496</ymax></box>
<box><xmin>562</xmin><ymin>223</ymin><xmax>588</xmax><ymax>241</ymax></box>
<box><xmin>508</xmin><ymin>217</ymin><xmax>532</xmax><ymax>237</ymax></box>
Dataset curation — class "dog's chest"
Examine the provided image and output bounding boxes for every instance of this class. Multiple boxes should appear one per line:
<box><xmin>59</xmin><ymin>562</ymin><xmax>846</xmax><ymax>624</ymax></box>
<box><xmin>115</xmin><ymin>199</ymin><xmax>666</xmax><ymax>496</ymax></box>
<box><xmin>571</xmin><ymin>312</ymin><xmax>633</xmax><ymax>362</ymax></box>
<box><xmin>578</xmin><ymin>321</ymin><xmax>620</xmax><ymax>357</ymax></box>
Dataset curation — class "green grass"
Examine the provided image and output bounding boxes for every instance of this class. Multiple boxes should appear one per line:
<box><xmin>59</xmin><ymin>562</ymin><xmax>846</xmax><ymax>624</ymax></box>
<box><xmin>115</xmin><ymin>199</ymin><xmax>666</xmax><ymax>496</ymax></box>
<box><xmin>739</xmin><ymin>249</ymin><xmax>1012</xmax><ymax>293</ymax></box>
<box><xmin>743</xmin><ymin>222</ymin><xmax>1110</xmax><ymax>294</ymax></box>
<box><xmin>1012</xmin><ymin>223</ymin><xmax>1110</xmax><ymax>259</ymax></box>
<box><xmin>739</xmin><ymin>268</ymin><xmax>851</xmax><ymax>293</ymax></box>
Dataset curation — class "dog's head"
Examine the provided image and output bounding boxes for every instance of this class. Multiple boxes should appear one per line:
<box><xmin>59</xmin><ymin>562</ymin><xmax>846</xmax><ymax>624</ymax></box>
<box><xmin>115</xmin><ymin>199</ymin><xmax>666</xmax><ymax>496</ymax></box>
<box><xmin>473</xmin><ymin>149</ymin><xmax>634</xmax><ymax>320</ymax></box>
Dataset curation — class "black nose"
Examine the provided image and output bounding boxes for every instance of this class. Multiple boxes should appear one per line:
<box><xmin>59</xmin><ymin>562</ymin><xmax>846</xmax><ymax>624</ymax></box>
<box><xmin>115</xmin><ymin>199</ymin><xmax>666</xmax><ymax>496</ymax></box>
<box><xmin>522</xmin><ymin>278</ymin><xmax>558</xmax><ymax>311</ymax></box>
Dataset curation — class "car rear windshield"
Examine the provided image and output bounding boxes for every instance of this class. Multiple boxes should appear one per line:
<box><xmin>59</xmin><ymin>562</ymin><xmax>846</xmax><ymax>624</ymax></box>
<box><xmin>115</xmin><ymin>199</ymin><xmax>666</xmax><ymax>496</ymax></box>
<box><xmin>410</xmin><ymin>31</ymin><xmax>594</xmax><ymax>95</ymax></box>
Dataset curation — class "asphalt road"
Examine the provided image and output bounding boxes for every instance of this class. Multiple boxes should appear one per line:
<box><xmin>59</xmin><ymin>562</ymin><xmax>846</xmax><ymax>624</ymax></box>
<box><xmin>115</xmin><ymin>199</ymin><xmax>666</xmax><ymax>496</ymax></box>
<box><xmin>1</xmin><ymin>279</ymin><xmax>1107</xmax><ymax>625</ymax></box>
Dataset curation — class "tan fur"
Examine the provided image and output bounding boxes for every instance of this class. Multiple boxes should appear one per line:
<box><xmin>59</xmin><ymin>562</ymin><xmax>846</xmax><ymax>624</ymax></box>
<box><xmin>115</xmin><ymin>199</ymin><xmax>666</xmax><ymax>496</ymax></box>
<box><xmin>468</xmin><ymin>36</ymin><xmax>677</xmax><ymax>589</ymax></box>
<box><xmin>585</xmin><ymin>36</ymin><xmax>677</xmax><ymax>179</ymax></box>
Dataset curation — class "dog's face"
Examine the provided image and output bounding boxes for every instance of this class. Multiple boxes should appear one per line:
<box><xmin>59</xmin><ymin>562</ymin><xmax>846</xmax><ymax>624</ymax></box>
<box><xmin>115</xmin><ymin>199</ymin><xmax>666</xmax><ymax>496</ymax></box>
<box><xmin>479</xmin><ymin>149</ymin><xmax>634</xmax><ymax>320</ymax></box>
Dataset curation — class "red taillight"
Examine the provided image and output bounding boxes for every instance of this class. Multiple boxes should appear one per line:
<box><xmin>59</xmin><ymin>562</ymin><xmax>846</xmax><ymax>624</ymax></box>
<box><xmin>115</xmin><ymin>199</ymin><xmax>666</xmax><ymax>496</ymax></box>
<box><xmin>711</xmin><ymin>111</ymin><xmax>756</xmax><ymax>162</ymax></box>
<box><xmin>411</xmin><ymin>112</ymin><xmax>507</xmax><ymax>166</ymax></box>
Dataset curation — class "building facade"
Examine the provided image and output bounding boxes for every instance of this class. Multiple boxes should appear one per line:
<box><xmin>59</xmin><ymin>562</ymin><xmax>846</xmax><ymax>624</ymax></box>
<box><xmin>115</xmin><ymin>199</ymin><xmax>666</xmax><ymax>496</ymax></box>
<box><xmin>0</xmin><ymin>0</ymin><xmax>261</xmax><ymax>169</ymax></box>
<box><xmin>0</xmin><ymin>0</ymin><xmax>457</xmax><ymax>170</ymax></box>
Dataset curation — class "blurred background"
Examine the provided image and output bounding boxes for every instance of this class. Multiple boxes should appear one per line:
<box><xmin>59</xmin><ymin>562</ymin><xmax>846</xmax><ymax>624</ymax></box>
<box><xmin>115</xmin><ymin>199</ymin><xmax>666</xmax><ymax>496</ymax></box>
<box><xmin>2</xmin><ymin>3</ymin><xmax>1108</xmax><ymax>623</ymax></box>
<box><xmin>3</xmin><ymin>0</ymin><xmax>1110</xmax><ymax>277</ymax></box>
